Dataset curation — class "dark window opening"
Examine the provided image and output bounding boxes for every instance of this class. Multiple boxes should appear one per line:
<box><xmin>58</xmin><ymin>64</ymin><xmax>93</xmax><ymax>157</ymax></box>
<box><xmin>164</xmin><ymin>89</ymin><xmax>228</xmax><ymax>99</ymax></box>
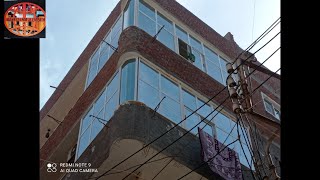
<box><xmin>67</xmin><ymin>144</ymin><xmax>77</xmax><ymax>163</ymax></box>
<box><xmin>178</xmin><ymin>39</ymin><xmax>190</xmax><ymax>60</ymax></box>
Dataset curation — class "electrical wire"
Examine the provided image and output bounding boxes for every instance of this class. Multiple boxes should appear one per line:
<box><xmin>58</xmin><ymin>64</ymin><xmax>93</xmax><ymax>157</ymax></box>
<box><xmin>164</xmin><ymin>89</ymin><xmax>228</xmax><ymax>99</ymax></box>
<box><xmin>236</xmin><ymin>115</ymin><xmax>257</xmax><ymax>180</ymax></box>
<box><xmin>151</xmin><ymin>107</ymin><xmax>227</xmax><ymax>180</ymax></box>
<box><xmin>177</xmin><ymin>66</ymin><xmax>281</xmax><ymax>180</ymax></box>
<box><xmin>92</xmin><ymin>18</ymin><xmax>281</xmax><ymax>180</ymax></box>
<box><xmin>121</xmin><ymin>65</ymin><xmax>280</xmax><ymax>180</ymax></box>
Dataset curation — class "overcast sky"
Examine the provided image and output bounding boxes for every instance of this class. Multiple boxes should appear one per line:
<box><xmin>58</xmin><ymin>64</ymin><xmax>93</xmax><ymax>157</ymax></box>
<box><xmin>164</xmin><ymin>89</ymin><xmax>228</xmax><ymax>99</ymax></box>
<box><xmin>40</xmin><ymin>0</ymin><xmax>280</xmax><ymax>109</ymax></box>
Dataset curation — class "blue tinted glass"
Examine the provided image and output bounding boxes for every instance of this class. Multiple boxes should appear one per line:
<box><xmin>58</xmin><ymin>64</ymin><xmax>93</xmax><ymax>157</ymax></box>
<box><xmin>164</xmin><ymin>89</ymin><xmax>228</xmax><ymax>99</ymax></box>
<box><xmin>215</xmin><ymin>113</ymin><xmax>231</xmax><ymax>133</ymax></box>
<box><xmin>190</xmin><ymin>36</ymin><xmax>202</xmax><ymax>51</ymax></box>
<box><xmin>224</xmin><ymin>136</ymin><xmax>236</xmax><ymax>150</ymax></box>
<box><xmin>91</xmin><ymin>119</ymin><xmax>104</xmax><ymax>141</ymax></box>
<box><xmin>105</xmin><ymin>91</ymin><xmax>119</xmax><ymax>121</ymax></box>
<box><xmin>99</xmin><ymin>46</ymin><xmax>110</xmax><ymax>71</ymax></box>
<box><xmin>160</xmin><ymin>76</ymin><xmax>179</xmax><ymax>101</ymax></box>
<box><xmin>113</xmin><ymin>17</ymin><xmax>122</xmax><ymax>33</ymax></box>
<box><xmin>216</xmin><ymin>128</ymin><xmax>229</xmax><ymax>144</ymax></box>
<box><xmin>192</xmin><ymin>49</ymin><xmax>203</xmax><ymax>70</ymax></box>
<box><xmin>124</xmin><ymin>0</ymin><xmax>134</xmax><ymax>28</ymax></box>
<box><xmin>182</xmin><ymin>89</ymin><xmax>196</xmax><ymax>110</ymax></box>
<box><xmin>107</xmin><ymin>72</ymin><xmax>119</xmax><ymax>100</ymax></box>
<box><xmin>200</xmin><ymin>122</ymin><xmax>213</xmax><ymax>136</ymax></box>
<box><xmin>93</xmin><ymin>90</ymin><xmax>106</xmax><ymax>115</ymax></box>
<box><xmin>157</xmin><ymin>13</ymin><xmax>173</xmax><ymax>33</ymax></box>
<box><xmin>138</xmin><ymin>12</ymin><xmax>156</xmax><ymax>36</ymax></box>
<box><xmin>239</xmin><ymin>144</ymin><xmax>252</xmax><ymax>168</ymax></box>
<box><xmin>81</xmin><ymin>107</ymin><xmax>93</xmax><ymax>135</ymax></box>
<box><xmin>159</xmin><ymin>95</ymin><xmax>181</xmax><ymax>124</ymax></box>
<box><xmin>157</xmin><ymin>27</ymin><xmax>175</xmax><ymax>51</ymax></box>
<box><xmin>87</xmin><ymin>52</ymin><xmax>99</xmax><ymax>85</ymax></box>
<box><xmin>87</xmin><ymin>68</ymin><xmax>96</xmax><ymax>87</ymax></box>
<box><xmin>197</xmin><ymin>99</ymin><xmax>214</xmax><ymax>120</ymax></box>
<box><xmin>90</xmin><ymin>109</ymin><xmax>104</xmax><ymax>140</ymax></box>
<box><xmin>206</xmin><ymin>59</ymin><xmax>223</xmax><ymax>84</ymax></box>
<box><xmin>204</xmin><ymin>46</ymin><xmax>219</xmax><ymax>65</ymax></box>
<box><xmin>176</xmin><ymin>26</ymin><xmax>188</xmax><ymax>43</ymax></box>
<box><xmin>120</xmin><ymin>60</ymin><xmax>136</xmax><ymax>103</ymax></box>
<box><xmin>139</xmin><ymin>0</ymin><xmax>155</xmax><ymax>20</ymax></box>
<box><xmin>78</xmin><ymin>128</ymin><xmax>90</xmax><ymax>158</ymax></box>
<box><xmin>110</xmin><ymin>29</ymin><xmax>121</xmax><ymax>49</ymax></box>
<box><xmin>138</xmin><ymin>80</ymin><xmax>159</xmax><ymax>108</ymax></box>
<box><xmin>139</xmin><ymin>62</ymin><xmax>159</xmax><ymax>89</ymax></box>
<box><xmin>185</xmin><ymin>108</ymin><xmax>199</xmax><ymax>134</ymax></box>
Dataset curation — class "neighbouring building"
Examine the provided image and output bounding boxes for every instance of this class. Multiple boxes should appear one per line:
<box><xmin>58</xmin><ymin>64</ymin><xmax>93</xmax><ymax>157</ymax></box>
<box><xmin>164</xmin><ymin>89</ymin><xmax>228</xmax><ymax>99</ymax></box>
<box><xmin>40</xmin><ymin>0</ymin><xmax>280</xmax><ymax>179</ymax></box>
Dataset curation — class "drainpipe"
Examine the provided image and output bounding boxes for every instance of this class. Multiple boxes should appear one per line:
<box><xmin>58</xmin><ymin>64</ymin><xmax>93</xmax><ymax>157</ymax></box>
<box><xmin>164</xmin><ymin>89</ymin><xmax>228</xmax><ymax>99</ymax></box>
<box><xmin>264</xmin><ymin>129</ymin><xmax>280</xmax><ymax>180</ymax></box>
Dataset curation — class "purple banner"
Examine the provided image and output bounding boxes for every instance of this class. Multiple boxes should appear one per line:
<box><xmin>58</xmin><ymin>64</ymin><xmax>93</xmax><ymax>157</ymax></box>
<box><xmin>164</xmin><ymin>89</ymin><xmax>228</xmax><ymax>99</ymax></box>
<box><xmin>198</xmin><ymin>128</ymin><xmax>242</xmax><ymax>180</ymax></box>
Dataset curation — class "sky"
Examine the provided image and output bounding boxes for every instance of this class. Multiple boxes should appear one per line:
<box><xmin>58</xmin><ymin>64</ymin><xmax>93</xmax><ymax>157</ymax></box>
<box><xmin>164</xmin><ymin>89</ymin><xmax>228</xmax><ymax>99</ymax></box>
<box><xmin>40</xmin><ymin>0</ymin><xmax>280</xmax><ymax>109</ymax></box>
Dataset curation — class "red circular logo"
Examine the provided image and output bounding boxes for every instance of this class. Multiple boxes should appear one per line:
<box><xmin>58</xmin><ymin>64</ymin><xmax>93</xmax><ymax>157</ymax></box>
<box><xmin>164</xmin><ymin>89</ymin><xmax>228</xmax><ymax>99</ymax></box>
<box><xmin>4</xmin><ymin>2</ymin><xmax>46</xmax><ymax>37</ymax></box>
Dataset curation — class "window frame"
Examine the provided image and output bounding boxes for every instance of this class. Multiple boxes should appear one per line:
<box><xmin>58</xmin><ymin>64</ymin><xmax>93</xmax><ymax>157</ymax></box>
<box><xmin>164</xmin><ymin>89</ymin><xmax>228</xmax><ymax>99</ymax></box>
<box><xmin>261</xmin><ymin>92</ymin><xmax>280</xmax><ymax>120</ymax></box>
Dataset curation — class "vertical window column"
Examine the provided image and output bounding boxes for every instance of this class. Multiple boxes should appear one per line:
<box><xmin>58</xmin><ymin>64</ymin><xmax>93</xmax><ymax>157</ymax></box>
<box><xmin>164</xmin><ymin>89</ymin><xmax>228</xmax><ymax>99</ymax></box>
<box><xmin>120</xmin><ymin>59</ymin><xmax>136</xmax><ymax>103</ymax></box>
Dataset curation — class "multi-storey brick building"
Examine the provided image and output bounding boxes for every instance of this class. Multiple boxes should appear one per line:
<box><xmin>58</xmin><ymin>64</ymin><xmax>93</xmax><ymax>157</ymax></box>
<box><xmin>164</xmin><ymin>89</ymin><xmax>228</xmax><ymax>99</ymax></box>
<box><xmin>40</xmin><ymin>0</ymin><xmax>280</xmax><ymax>179</ymax></box>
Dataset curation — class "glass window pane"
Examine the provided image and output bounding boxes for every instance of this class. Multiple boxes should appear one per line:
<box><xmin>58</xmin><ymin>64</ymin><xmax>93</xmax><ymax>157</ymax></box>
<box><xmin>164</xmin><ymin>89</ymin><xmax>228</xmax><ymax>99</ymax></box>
<box><xmin>77</xmin><ymin>127</ymin><xmax>90</xmax><ymax>158</ymax></box>
<box><xmin>157</xmin><ymin>13</ymin><xmax>173</xmax><ymax>33</ymax></box>
<box><xmin>123</xmin><ymin>0</ymin><xmax>134</xmax><ymax>28</ymax></box>
<box><xmin>182</xmin><ymin>89</ymin><xmax>196</xmax><ymax>110</ymax></box>
<box><xmin>216</xmin><ymin>128</ymin><xmax>228</xmax><ymax>144</ymax></box>
<box><xmin>113</xmin><ymin>17</ymin><xmax>122</xmax><ymax>34</ymax></box>
<box><xmin>107</xmin><ymin>72</ymin><xmax>120</xmax><ymax>100</ymax></box>
<box><xmin>192</xmin><ymin>48</ymin><xmax>203</xmax><ymax>70</ymax></box>
<box><xmin>224</xmin><ymin>136</ymin><xmax>236</xmax><ymax>150</ymax></box>
<box><xmin>87</xmin><ymin>67</ymin><xmax>96</xmax><ymax>86</ymax></box>
<box><xmin>200</xmin><ymin>122</ymin><xmax>213</xmax><ymax>136</ymax></box>
<box><xmin>264</xmin><ymin>99</ymin><xmax>274</xmax><ymax>115</ymax></box>
<box><xmin>185</xmin><ymin>108</ymin><xmax>200</xmax><ymax>135</ymax></box>
<box><xmin>138</xmin><ymin>12</ymin><xmax>156</xmax><ymax>36</ymax></box>
<box><xmin>81</xmin><ymin>107</ymin><xmax>93</xmax><ymax>135</ymax></box>
<box><xmin>206</xmin><ymin>59</ymin><xmax>223</xmax><ymax>84</ymax></box>
<box><xmin>238</xmin><ymin>127</ymin><xmax>247</xmax><ymax>145</ymax></box>
<box><xmin>239</xmin><ymin>144</ymin><xmax>252</xmax><ymax>168</ymax></box>
<box><xmin>157</xmin><ymin>27</ymin><xmax>175</xmax><ymax>51</ymax></box>
<box><xmin>120</xmin><ymin>60</ymin><xmax>136</xmax><ymax>103</ymax></box>
<box><xmin>139</xmin><ymin>0</ymin><xmax>155</xmax><ymax>20</ymax></box>
<box><xmin>138</xmin><ymin>80</ymin><xmax>159</xmax><ymax>108</ymax></box>
<box><xmin>176</xmin><ymin>25</ymin><xmax>188</xmax><ymax>43</ymax></box>
<box><xmin>204</xmin><ymin>46</ymin><xmax>219</xmax><ymax>65</ymax></box>
<box><xmin>219</xmin><ymin>58</ymin><xmax>229</xmax><ymax>82</ymax></box>
<box><xmin>110</xmin><ymin>29</ymin><xmax>121</xmax><ymax>49</ymax></box>
<box><xmin>99</xmin><ymin>46</ymin><xmax>110</xmax><ymax>71</ymax></box>
<box><xmin>215</xmin><ymin>113</ymin><xmax>231</xmax><ymax>133</ymax></box>
<box><xmin>197</xmin><ymin>99</ymin><xmax>214</xmax><ymax>120</ymax></box>
<box><xmin>91</xmin><ymin>113</ymin><xmax>104</xmax><ymax>142</ymax></box>
<box><xmin>87</xmin><ymin>51</ymin><xmax>99</xmax><ymax>85</ymax></box>
<box><xmin>160</xmin><ymin>76</ymin><xmax>179</xmax><ymax>101</ymax></box>
<box><xmin>105</xmin><ymin>91</ymin><xmax>119</xmax><ymax>121</ymax></box>
<box><xmin>190</xmin><ymin>36</ymin><xmax>202</xmax><ymax>52</ymax></box>
<box><xmin>93</xmin><ymin>90</ymin><xmax>106</xmax><ymax>115</ymax></box>
<box><xmin>274</xmin><ymin>109</ymin><xmax>280</xmax><ymax>119</ymax></box>
<box><xmin>159</xmin><ymin>95</ymin><xmax>181</xmax><ymax>124</ymax></box>
<box><xmin>139</xmin><ymin>62</ymin><xmax>159</xmax><ymax>89</ymax></box>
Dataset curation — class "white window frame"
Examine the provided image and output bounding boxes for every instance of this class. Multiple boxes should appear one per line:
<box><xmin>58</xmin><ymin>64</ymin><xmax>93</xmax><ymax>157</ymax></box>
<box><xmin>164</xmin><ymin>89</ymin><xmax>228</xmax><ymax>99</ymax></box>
<box><xmin>261</xmin><ymin>92</ymin><xmax>280</xmax><ymax>120</ymax></box>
